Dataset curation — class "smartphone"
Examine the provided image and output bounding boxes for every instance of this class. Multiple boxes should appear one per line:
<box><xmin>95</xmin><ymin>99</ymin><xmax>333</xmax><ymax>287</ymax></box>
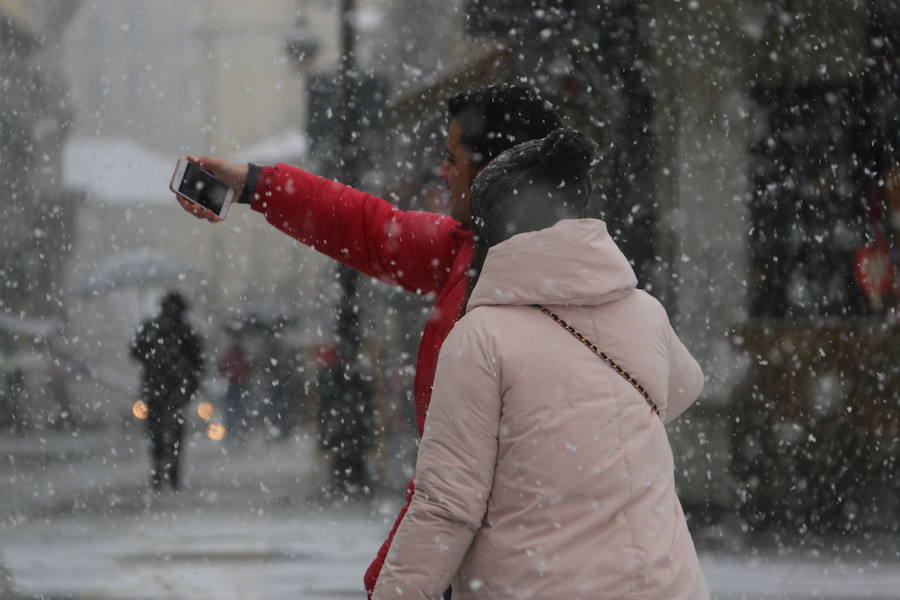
<box><xmin>170</xmin><ymin>158</ymin><xmax>234</xmax><ymax>219</ymax></box>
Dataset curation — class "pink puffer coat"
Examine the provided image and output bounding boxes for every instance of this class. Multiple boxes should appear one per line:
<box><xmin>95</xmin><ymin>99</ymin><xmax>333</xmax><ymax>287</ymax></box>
<box><xmin>373</xmin><ymin>219</ymin><xmax>709</xmax><ymax>600</ymax></box>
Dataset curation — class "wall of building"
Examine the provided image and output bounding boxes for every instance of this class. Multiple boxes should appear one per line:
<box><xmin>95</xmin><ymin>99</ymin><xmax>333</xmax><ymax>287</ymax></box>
<box><xmin>650</xmin><ymin>0</ymin><xmax>871</xmax><ymax>512</ymax></box>
<box><xmin>652</xmin><ymin>1</ymin><xmax>753</xmax><ymax>406</ymax></box>
<box><xmin>1</xmin><ymin>1</ymin><xmax>82</xmax><ymax>321</ymax></box>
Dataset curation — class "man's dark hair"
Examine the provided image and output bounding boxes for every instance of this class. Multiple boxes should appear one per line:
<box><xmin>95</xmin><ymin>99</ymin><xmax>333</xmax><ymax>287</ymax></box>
<box><xmin>447</xmin><ymin>84</ymin><xmax>562</xmax><ymax>168</ymax></box>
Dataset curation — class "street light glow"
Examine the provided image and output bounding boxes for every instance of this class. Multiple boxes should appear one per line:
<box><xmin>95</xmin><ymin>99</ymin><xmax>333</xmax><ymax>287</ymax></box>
<box><xmin>196</xmin><ymin>401</ymin><xmax>214</xmax><ymax>420</ymax></box>
<box><xmin>132</xmin><ymin>401</ymin><xmax>148</xmax><ymax>420</ymax></box>
<box><xmin>207</xmin><ymin>423</ymin><xmax>226</xmax><ymax>441</ymax></box>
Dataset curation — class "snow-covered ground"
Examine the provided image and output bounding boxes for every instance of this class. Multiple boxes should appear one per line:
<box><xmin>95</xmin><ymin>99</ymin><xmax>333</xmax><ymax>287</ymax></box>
<box><xmin>1</xmin><ymin>427</ymin><xmax>898</xmax><ymax>600</ymax></box>
<box><xmin>0</xmin><ymin>427</ymin><xmax>393</xmax><ymax>600</ymax></box>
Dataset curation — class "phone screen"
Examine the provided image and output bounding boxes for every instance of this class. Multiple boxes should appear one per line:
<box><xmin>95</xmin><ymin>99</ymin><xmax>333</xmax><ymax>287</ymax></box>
<box><xmin>178</xmin><ymin>162</ymin><xmax>229</xmax><ymax>214</ymax></box>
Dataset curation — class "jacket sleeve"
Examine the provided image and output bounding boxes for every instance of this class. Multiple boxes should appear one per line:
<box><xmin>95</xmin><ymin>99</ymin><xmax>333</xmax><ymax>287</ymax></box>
<box><xmin>373</xmin><ymin>323</ymin><xmax>500</xmax><ymax>600</ymax></box>
<box><xmin>662</xmin><ymin>319</ymin><xmax>704</xmax><ymax>424</ymax></box>
<box><xmin>250</xmin><ymin>164</ymin><xmax>463</xmax><ymax>295</ymax></box>
<box><xmin>364</xmin><ymin>479</ymin><xmax>415</xmax><ymax>597</ymax></box>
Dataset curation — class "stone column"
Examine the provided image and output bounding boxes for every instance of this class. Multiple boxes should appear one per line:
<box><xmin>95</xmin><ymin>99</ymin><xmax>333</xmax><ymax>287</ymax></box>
<box><xmin>650</xmin><ymin>0</ymin><xmax>755</xmax><ymax>511</ymax></box>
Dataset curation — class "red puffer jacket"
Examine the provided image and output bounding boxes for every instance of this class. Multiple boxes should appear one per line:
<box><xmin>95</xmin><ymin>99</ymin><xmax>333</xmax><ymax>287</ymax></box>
<box><xmin>249</xmin><ymin>164</ymin><xmax>472</xmax><ymax>595</ymax></box>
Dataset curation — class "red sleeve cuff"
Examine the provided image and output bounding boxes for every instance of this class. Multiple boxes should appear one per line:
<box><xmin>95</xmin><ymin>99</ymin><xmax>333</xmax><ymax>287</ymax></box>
<box><xmin>249</xmin><ymin>164</ymin><xmax>280</xmax><ymax>212</ymax></box>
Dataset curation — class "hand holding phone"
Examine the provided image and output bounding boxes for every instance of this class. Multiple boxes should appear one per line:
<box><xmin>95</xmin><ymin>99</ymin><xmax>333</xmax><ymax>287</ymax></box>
<box><xmin>170</xmin><ymin>157</ymin><xmax>238</xmax><ymax>220</ymax></box>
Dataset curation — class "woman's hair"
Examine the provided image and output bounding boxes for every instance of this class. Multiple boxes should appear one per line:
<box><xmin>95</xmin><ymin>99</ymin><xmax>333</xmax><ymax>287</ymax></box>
<box><xmin>463</xmin><ymin>128</ymin><xmax>599</xmax><ymax>310</ymax></box>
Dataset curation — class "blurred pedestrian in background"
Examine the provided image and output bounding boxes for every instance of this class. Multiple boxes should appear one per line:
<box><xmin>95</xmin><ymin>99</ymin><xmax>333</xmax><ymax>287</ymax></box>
<box><xmin>0</xmin><ymin>367</ymin><xmax>24</xmax><ymax>434</ymax></box>
<box><xmin>270</xmin><ymin>344</ymin><xmax>307</xmax><ymax>440</ymax></box>
<box><xmin>258</xmin><ymin>326</ymin><xmax>302</xmax><ymax>441</ymax></box>
<box><xmin>313</xmin><ymin>343</ymin><xmax>374</xmax><ymax>495</ymax></box>
<box><xmin>219</xmin><ymin>337</ymin><xmax>250</xmax><ymax>444</ymax></box>
<box><xmin>130</xmin><ymin>291</ymin><xmax>204</xmax><ymax>492</ymax></box>
<box><xmin>374</xmin><ymin>130</ymin><xmax>708</xmax><ymax>599</ymax></box>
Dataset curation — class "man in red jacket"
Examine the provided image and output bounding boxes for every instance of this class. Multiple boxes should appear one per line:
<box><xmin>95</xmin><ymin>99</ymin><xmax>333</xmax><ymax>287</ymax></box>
<box><xmin>176</xmin><ymin>84</ymin><xmax>561</xmax><ymax>595</ymax></box>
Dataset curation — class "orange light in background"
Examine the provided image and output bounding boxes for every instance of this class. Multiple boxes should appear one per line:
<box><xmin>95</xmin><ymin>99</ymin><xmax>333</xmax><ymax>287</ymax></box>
<box><xmin>132</xmin><ymin>401</ymin><xmax>148</xmax><ymax>420</ymax></box>
<box><xmin>207</xmin><ymin>423</ymin><xmax>226</xmax><ymax>441</ymax></box>
<box><xmin>196</xmin><ymin>401</ymin><xmax>214</xmax><ymax>421</ymax></box>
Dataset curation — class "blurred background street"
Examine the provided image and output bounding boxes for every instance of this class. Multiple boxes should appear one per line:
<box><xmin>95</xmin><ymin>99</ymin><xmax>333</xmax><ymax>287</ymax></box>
<box><xmin>2</xmin><ymin>426</ymin><xmax>899</xmax><ymax>600</ymax></box>
<box><xmin>2</xmin><ymin>1</ymin><xmax>899</xmax><ymax>598</ymax></box>
<box><xmin>0</xmin><ymin>426</ymin><xmax>389</xmax><ymax>600</ymax></box>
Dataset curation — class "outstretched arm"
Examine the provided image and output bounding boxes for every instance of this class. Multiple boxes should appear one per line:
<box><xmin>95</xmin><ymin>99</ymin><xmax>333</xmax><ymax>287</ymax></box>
<box><xmin>249</xmin><ymin>164</ymin><xmax>463</xmax><ymax>294</ymax></box>
<box><xmin>174</xmin><ymin>157</ymin><xmax>465</xmax><ymax>295</ymax></box>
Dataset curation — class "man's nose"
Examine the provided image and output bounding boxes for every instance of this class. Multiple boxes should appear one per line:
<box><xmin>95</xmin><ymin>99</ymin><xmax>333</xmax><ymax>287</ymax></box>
<box><xmin>437</xmin><ymin>159</ymin><xmax>449</xmax><ymax>179</ymax></box>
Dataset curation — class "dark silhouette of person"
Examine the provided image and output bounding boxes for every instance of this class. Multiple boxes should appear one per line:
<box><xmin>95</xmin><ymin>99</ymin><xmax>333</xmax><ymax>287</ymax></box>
<box><xmin>130</xmin><ymin>291</ymin><xmax>203</xmax><ymax>491</ymax></box>
<box><xmin>314</xmin><ymin>344</ymin><xmax>373</xmax><ymax>497</ymax></box>
<box><xmin>219</xmin><ymin>338</ymin><xmax>250</xmax><ymax>443</ymax></box>
<box><xmin>0</xmin><ymin>367</ymin><xmax>25</xmax><ymax>433</ymax></box>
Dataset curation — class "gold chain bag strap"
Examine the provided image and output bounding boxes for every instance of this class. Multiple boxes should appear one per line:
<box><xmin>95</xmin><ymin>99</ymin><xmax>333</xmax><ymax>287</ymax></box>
<box><xmin>532</xmin><ymin>304</ymin><xmax>661</xmax><ymax>418</ymax></box>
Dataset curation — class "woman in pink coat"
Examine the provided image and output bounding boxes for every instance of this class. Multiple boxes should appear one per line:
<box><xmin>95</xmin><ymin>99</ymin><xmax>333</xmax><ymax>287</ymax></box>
<box><xmin>373</xmin><ymin>129</ymin><xmax>709</xmax><ymax>600</ymax></box>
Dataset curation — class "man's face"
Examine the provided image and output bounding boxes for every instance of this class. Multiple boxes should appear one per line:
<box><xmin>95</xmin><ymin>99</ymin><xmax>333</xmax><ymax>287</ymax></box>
<box><xmin>438</xmin><ymin>119</ymin><xmax>478</xmax><ymax>225</ymax></box>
